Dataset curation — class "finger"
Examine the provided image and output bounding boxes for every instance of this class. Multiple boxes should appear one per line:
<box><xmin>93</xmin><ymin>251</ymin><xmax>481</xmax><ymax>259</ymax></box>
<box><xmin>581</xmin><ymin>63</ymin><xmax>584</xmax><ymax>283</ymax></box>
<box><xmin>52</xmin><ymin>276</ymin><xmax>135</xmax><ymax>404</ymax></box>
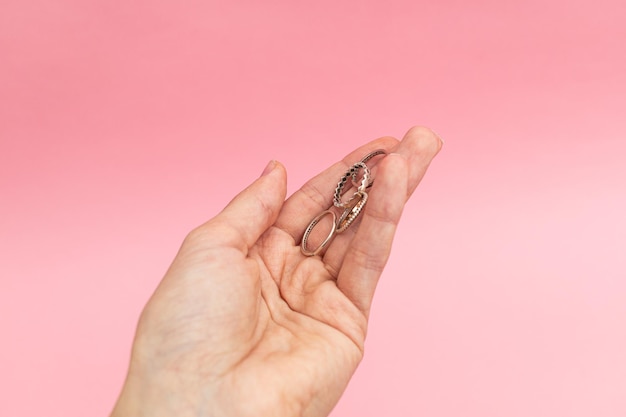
<box><xmin>275</xmin><ymin>136</ymin><xmax>399</xmax><ymax>244</ymax></box>
<box><xmin>323</xmin><ymin>126</ymin><xmax>444</xmax><ymax>276</ymax></box>
<box><xmin>335</xmin><ymin>153</ymin><xmax>408</xmax><ymax>316</ymax></box>
<box><xmin>336</xmin><ymin>126</ymin><xmax>442</xmax><ymax>316</ymax></box>
<box><xmin>400</xmin><ymin>126</ymin><xmax>444</xmax><ymax>197</ymax></box>
<box><xmin>187</xmin><ymin>161</ymin><xmax>288</xmax><ymax>254</ymax></box>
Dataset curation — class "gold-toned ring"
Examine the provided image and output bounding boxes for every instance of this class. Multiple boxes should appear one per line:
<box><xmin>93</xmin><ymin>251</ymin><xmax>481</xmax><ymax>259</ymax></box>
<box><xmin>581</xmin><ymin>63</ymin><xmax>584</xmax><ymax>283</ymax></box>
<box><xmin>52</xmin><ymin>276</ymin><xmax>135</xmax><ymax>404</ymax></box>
<box><xmin>336</xmin><ymin>191</ymin><xmax>368</xmax><ymax>233</ymax></box>
<box><xmin>300</xmin><ymin>210</ymin><xmax>337</xmax><ymax>256</ymax></box>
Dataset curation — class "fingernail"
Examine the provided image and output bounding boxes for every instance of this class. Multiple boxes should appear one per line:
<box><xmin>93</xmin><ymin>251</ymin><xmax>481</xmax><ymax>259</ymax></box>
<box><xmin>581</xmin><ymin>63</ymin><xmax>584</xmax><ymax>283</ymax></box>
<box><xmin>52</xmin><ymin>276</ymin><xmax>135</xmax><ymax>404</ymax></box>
<box><xmin>432</xmin><ymin>129</ymin><xmax>445</xmax><ymax>144</ymax></box>
<box><xmin>261</xmin><ymin>160</ymin><xmax>277</xmax><ymax>177</ymax></box>
<box><xmin>387</xmin><ymin>152</ymin><xmax>407</xmax><ymax>160</ymax></box>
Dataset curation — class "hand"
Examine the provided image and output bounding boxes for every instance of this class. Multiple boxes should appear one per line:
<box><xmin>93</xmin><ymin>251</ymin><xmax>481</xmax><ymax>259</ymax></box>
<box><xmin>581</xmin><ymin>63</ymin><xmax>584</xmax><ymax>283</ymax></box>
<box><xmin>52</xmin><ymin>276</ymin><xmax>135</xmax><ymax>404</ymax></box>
<box><xmin>111</xmin><ymin>126</ymin><xmax>442</xmax><ymax>417</ymax></box>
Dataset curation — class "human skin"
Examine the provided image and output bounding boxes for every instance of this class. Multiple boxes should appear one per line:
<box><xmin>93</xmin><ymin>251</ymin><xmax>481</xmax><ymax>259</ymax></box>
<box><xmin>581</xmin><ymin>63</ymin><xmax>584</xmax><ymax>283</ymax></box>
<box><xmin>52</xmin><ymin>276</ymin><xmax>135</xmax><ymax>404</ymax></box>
<box><xmin>110</xmin><ymin>126</ymin><xmax>443</xmax><ymax>417</ymax></box>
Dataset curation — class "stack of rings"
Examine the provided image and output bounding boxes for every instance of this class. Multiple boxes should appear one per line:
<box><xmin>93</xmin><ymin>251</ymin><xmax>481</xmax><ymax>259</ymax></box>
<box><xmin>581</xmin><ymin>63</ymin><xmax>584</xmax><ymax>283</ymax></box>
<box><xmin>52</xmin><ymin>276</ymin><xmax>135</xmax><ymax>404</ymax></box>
<box><xmin>300</xmin><ymin>149</ymin><xmax>387</xmax><ymax>256</ymax></box>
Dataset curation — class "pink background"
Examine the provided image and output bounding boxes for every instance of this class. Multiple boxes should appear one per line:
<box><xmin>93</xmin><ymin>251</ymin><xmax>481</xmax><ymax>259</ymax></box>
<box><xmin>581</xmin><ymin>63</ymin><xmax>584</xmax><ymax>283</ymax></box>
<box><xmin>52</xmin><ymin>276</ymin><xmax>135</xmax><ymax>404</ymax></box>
<box><xmin>1</xmin><ymin>1</ymin><xmax>625</xmax><ymax>416</ymax></box>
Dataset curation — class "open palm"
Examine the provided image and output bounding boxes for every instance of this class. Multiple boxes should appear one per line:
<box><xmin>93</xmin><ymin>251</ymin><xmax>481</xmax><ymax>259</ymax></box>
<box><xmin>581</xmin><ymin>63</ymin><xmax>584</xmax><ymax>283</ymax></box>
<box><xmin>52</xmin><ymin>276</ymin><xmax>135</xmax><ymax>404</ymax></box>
<box><xmin>112</xmin><ymin>127</ymin><xmax>442</xmax><ymax>417</ymax></box>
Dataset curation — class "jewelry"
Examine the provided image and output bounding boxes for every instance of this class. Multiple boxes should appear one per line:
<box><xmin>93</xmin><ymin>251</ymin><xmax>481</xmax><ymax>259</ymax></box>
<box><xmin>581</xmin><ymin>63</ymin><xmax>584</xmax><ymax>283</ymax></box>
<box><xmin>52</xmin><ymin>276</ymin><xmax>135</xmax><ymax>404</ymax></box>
<box><xmin>355</xmin><ymin>149</ymin><xmax>386</xmax><ymax>188</ymax></box>
<box><xmin>300</xmin><ymin>149</ymin><xmax>387</xmax><ymax>256</ymax></box>
<box><xmin>333</xmin><ymin>162</ymin><xmax>370</xmax><ymax>208</ymax></box>
<box><xmin>360</xmin><ymin>149</ymin><xmax>387</xmax><ymax>164</ymax></box>
<box><xmin>336</xmin><ymin>191</ymin><xmax>368</xmax><ymax>233</ymax></box>
<box><xmin>300</xmin><ymin>210</ymin><xmax>337</xmax><ymax>256</ymax></box>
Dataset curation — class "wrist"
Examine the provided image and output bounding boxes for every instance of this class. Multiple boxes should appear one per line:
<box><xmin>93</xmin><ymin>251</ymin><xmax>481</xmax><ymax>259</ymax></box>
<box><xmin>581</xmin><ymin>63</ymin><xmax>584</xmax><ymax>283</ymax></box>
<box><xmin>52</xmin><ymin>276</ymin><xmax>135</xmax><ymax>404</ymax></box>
<box><xmin>110</xmin><ymin>361</ymin><xmax>214</xmax><ymax>417</ymax></box>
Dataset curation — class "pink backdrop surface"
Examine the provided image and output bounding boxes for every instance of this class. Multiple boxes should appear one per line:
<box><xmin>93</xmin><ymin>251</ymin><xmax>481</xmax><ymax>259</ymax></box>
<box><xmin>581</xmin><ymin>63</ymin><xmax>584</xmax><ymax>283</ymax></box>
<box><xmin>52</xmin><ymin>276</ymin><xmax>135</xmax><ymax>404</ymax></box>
<box><xmin>1</xmin><ymin>1</ymin><xmax>625</xmax><ymax>416</ymax></box>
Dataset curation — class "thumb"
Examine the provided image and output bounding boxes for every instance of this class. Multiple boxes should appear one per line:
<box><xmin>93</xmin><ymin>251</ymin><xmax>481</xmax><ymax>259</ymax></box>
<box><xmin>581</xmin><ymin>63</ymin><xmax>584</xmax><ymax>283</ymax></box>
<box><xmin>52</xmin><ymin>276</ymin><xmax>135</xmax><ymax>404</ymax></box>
<box><xmin>196</xmin><ymin>160</ymin><xmax>287</xmax><ymax>253</ymax></box>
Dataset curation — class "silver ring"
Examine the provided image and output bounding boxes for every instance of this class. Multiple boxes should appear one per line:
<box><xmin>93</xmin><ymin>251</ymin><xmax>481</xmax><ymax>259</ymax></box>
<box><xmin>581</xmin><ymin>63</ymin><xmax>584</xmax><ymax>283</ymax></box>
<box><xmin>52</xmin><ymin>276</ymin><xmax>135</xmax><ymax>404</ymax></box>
<box><xmin>300</xmin><ymin>210</ymin><xmax>337</xmax><ymax>256</ymax></box>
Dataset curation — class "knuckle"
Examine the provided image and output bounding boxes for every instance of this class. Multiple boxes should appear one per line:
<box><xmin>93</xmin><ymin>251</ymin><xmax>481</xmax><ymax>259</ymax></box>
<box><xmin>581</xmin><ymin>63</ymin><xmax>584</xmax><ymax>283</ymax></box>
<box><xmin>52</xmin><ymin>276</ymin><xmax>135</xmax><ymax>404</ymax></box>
<box><xmin>351</xmin><ymin>242</ymin><xmax>386</xmax><ymax>275</ymax></box>
<box><xmin>300</xmin><ymin>180</ymin><xmax>331</xmax><ymax>212</ymax></box>
<box><xmin>183</xmin><ymin>220</ymin><xmax>221</xmax><ymax>247</ymax></box>
<box><xmin>184</xmin><ymin>225</ymin><xmax>205</xmax><ymax>244</ymax></box>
